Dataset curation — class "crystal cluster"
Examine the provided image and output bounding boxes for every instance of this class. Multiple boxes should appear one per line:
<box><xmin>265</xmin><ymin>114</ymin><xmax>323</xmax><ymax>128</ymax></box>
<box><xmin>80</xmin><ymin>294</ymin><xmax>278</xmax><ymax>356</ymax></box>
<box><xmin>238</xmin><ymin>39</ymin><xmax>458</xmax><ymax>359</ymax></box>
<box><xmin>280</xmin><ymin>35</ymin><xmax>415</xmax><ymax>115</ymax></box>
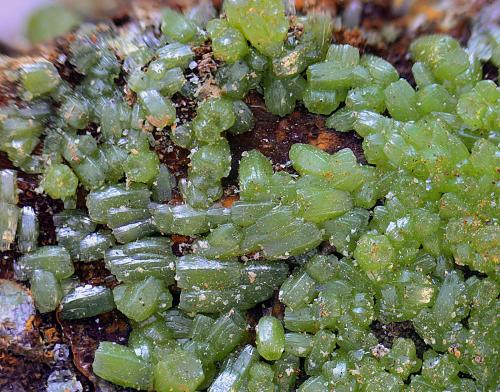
<box><xmin>0</xmin><ymin>1</ymin><xmax>498</xmax><ymax>391</ymax></box>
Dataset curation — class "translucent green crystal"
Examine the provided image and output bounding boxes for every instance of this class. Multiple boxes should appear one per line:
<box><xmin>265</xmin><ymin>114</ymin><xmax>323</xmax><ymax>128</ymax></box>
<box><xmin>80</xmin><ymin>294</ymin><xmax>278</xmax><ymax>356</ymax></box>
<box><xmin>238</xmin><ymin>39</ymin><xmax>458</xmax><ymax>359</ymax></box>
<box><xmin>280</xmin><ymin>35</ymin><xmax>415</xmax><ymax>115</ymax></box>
<box><xmin>384</xmin><ymin>79</ymin><xmax>419</xmax><ymax>121</ymax></box>
<box><xmin>105</xmin><ymin>241</ymin><xmax>175</xmax><ymax>284</ymax></box>
<box><xmin>124</xmin><ymin>150</ymin><xmax>160</xmax><ymax>184</ymax></box>
<box><xmin>346</xmin><ymin>85</ymin><xmax>385</xmax><ymax>112</ymax></box>
<box><xmin>59</xmin><ymin>95</ymin><xmax>90</xmax><ymax>129</ymax></box>
<box><xmin>415</xmin><ymin>83</ymin><xmax>456</xmax><ymax>114</ymax></box>
<box><xmin>138</xmin><ymin>90</ymin><xmax>176</xmax><ymax>128</ymax></box>
<box><xmin>192</xmin><ymin>98</ymin><xmax>236</xmax><ymax>143</ymax></box>
<box><xmin>78</xmin><ymin>231</ymin><xmax>114</xmax><ymax>262</ymax></box>
<box><xmin>207</xmin><ymin>311</ymin><xmax>248</xmax><ymax>360</ymax></box>
<box><xmin>264</xmin><ymin>74</ymin><xmax>305</xmax><ymax>116</ymax></box>
<box><xmin>156</xmin><ymin>43</ymin><xmax>194</xmax><ymax>70</ymax></box>
<box><xmin>0</xmin><ymin>169</ymin><xmax>18</xmax><ymax>204</ymax></box>
<box><xmin>60</xmin><ymin>285</ymin><xmax>115</xmax><ymax>320</ymax></box>
<box><xmin>43</xmin><ymin>164</ymin><xmax>78</xmax><ymax>200</ymax></box>
<box><xmin>176</xmin><ymin>255</ymin><xmax>242</xmax><ymax>290</ymax></box>
<box><xmin>216</xmin><ymin>60</ymin><xmax>252</xmax><ymax>99</ymax></box>
<box><xmin>238</xmin><ymin>150</ymin><xmax>273</xmax><ymax>201</ymax></box>
<box><xmin>192</xmin><ymin>223</ymin><xmax>243</xmax><ymax>259</ymax></box>
<box><xmin>353</xmin><ymin>234</ymin><xmax>395</xmax><ymax>281</ymax></box>
<box><xmin>20</xmin><ymin>61</ymin><xmax>61</xmax><ymax>97</ymax></box>
<box><xmin>381</xmin><ymin>338</ymin><xmax>421</xmax><ymax>379</ymax></box>
<box><xmin>150</xmin><ymin>203</ymin><xmax>209</xmax><ymax>236</ymax></box>
<box><xmin>87</xmin><ymin>184</ymin><xmax>150</xmax><ymax>224</ymax></box>
<box><xmin>284</xmin><ymin>305</ymin><xmax>320</xmax><ymax>333</ymax></box>
<box><xmin>410</xmin><ymin>34</ymin><xmax>460</xmax><ymax>68</ymax></box>
<box><xmin>284</xmin><ymin>332</ymin><xmax>313</xmax><ymax>357</ymax></box>
<box><xmin>209</xmin><ymin>345</ymin><xmax>258</xmax><ymax>392</ymax></box>
<box><xmin>30</xmin><ymin>269</ymin><xmax>63</xmax><ymax>313</ymax></box>
<box><xmin>93</xmin><ymin>342</ymin><xmax>152</xmax><ymax>390</ymax></box>
<box><xmin>305</xmin><ymin>330</ymin><xmax>336</xmax><ymax>376</ymax></box>
<box><xmin>152</xmin><ymin>164</ymin><xmax>175</xmax><ymax>203</ymax></box>
<box><xmin>326</xmin><ymin>44</ymin><xmax>360</xmax><ymax>66</ymax></box>
<box><xmin>154</xmin><ymin>348</ymin><xmax>204</xmax><ymax>392</ymax></box>
<box><xmin>248</xmin><ymin>362</ymin><xmax>275</xmax><ymax>392</ymax></box>
<box><xmin>295</xmin><ymin>179</ymin><xmax>353</xmax><ymax>223</ymax></box>
<box><xmin>207</xmin><ymin>19</ymin><xmax>249</xmax><ymax>63</ymax></box>
<box><xmin>161</xmin><ymin>8</ymin><xmax>200</xmax><ymax>44</ymax></box>
<box><xmin>361</xmin><ymin>55</ymin><xmax>399</xmax><ymax>86</ymax></box>
<box><xmin>180</xmin><ymin>284</ymin><xmax>275</xmax><ymax>313</ymax></box>
<box><xmin>256</xmin><ymin>316</ymin><xmax>285</xmax><ymax>361</ymax></box>
<box><xmin>16</xmin><ymin>206</ymin><xmax>38</xmax><ymax>253</ymax></box>
<box><xmin>273</xmin><ymin>353</ymin><xmax>300</xmax><ymax>391</ymax></box>
<box><xmin>0</xmin><ymin>202</ymin><xmax>19</xmax><ymax>252</ymax></box>
<box><xmin>17</xmin><ymin>246</ymin><xmax>73</xmax><ymax>280</ymax></box>
<box><xmin>242</xmin><ymin>207</ymin><xmax>322</xmax><ymax>259</ymax></box>
<box><xmin>279</xmin><ymin>270</ymin><xmax>317</xmax><ymax>310</ymax></box>
<box><xmin>224</xmin><ymin>0</ymin><xmax>288</xmax><ymax>57</ymax></box>
<box><xmin>114</xmin><ymin>277</ymin><xmax>168</xmax><ymax>322</ymax></box>
<box><xmin>307</xmin><ymin>61</ymin><xmax>354</xmax><ymax>90</ymax></box>
<box><xmin>303</xmin><ymin>88</ymin><xmax>344</xmax><ymax>115</ymax></box>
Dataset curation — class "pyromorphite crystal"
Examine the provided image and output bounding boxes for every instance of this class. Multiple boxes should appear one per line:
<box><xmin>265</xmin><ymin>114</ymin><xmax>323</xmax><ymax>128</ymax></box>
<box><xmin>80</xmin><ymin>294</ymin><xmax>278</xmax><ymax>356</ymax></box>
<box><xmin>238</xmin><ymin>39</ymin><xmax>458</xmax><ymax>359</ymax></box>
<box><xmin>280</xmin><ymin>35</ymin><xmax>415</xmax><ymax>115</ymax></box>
<box><xmin>209</xmin><ymin>345</ymin><xmax>258</xmax><ymax>392</ymax></box>
<box><xmin>138</xmin><ymin>90</ymin><xmax>176</xmax><ymax>128</ymax></box>
<box><xmin>248</xmin><ymin>362</ymin><xmax>275</xmax><ymax>392</ymax></box>
<box><xmin>17</xmin><ymin>246</ymin><xmax>74</xmax><ymax>280</ymax></box>
<box><xmin>93</xmin><ymin>342</ymin><xmax>153</xmax><ymax>389</ymax></box>
<box><xmin>20</xmin><ymin>61</ymin><xmax>61</xmax><ymax>97</ymax></box>
<box><xmin>114</xmin><ymin>277</ymin><xmax>166</xmax><ymax>322</ymax></box>
<box><xmin>354</xmin><ymin>234</ymin><xmax>395</xmax><ymax>277</ymax></box>
<box><xmin>43</xmin><ymin>164</ymin><xmax>78</xmax><ymax>200</ymax></box>
<box><xmin>60</xmin><ymin>285</ymin><xmax>116</xmax><ymax>320</ymax></box>
<box><xmin>124</xmin><ymin>150</ymin><xmax>160</xmax><ymax>184</ymax></box>
<box><xmin>154</xmin><ymin>349</ymin><xmax>204</xmax><ymax>392</ymax></box>
<box><xmin>224</xmin><ymin>0</ymin><xmax>288</xmax><ymax>58</ymax></box>
<box><xmin>256</xmin><ymin>316</ymin><xmax>285</xmax><ymax>361</ymax></box>
<box><xmin>161</xmin><ymin>8</ymin><xmax>200</xmax><ymax>44</ymax></box>
<box><xmin>207</xmin><ymin>19</ymin><xmax>249</xmax><ymax>63</ymax></box>
<box><xmin>30</xmin><ymin>269</ymin><xmax>62</xmax><ymax>313</ymax></box>
<box><xmin>17</xmin><ymin>206</ymin><xmax>38</xmax><ymax>253</ymax></box>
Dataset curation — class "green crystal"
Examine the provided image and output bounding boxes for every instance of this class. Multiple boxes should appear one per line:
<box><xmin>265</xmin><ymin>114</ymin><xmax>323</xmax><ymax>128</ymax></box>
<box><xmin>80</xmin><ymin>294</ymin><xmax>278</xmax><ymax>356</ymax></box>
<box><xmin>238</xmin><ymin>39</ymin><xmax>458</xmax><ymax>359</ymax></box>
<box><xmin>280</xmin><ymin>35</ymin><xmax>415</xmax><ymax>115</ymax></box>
<box><xmin>114</xmin><ymin>277</ymin><xmax>168</xmax><ymax>322</ymax></box>
<box><xmin>273</xmin><ymin>353</ymin><xmax>300</xmax><ymax>392</ymax></box>
<box><xmin>93</xmin><ymin>342</ymin><xmax>152</xmax><ymax>390</ymax></box>
<box><xmin>20</xmin><ymin>61</ymin><xmax>61</xmax><ymax>97</ymax></box>
<box><xmin>326</xmin><ymin>44</ymin><xmax>360</xmax><ymax>66</ymax></box>
<box><xmin>381</xmin><ymin>338</ymin><xmax>421</xmax><ymax>379</ymax></box>
<box><xmin>207</xmin><ymin>19</ymin><xmax>249</xmax><ymax>63</ymax></box>
<box><xmin>87</xmin><ymin>184</ymin><xmax>150</xmax><ymax>224</ymax></box>
<box><xmin>248</xmin><ymin>362</ymin><xmax>275</xmax><ymax>392</ymax></box>
<box><xmin>161</xmin><ymin>8</ymin><xmax>200</xmax><ymax>44</ymax></box>
<box><xmin>154</xmin><ymin>348</ymin><xmax>204</xmax><ymax>392</ymax></box>
<box><xmin>138</xmin><ymin>90</ymin><xmax>176</xmax><ymax>128</ymax></box>
<box><xmin>156</xmin><ymin>43</ymin><xmax>194</xmax><ymax>70</ymax></box>
<box><xmin>60</xmin><ymin>285</ymin><xmax>115</xmax><ymax>320</ymax></box>
<box><xmin>17</xmin><ymin>246</ymin><xmax>73</xmax><ymax>280</ymax></box>
<box><xmin>16</xmin><ymin>206</ymin><xmax>38</xmax><ymax>253</ymax></box>
<box><xmin>224</xmin><ymin>0</ymin><xmax>288</xmax><ymax>57</ymax></box>
<box><xmin>384</xmin><ymin>79</ymin><xmax>419</xmax><ymax>121</ymax></box>
<box><xmin>30</xmin><ymin>269</ymin><xmax>63</xmax><ymax>313</ymax></box>
<box><xmin>176</xmin><ymin>255</ymin><xmax>242</xmax><ymax>290</ymax></box>
<box><xmin>305</xmin><ymin>330</ymin><xmax>336</xmax><ymax>376</ymax></box>
<box><xmin>43</xmin><ymin>164</ymin><xmax>78</xmax><ymax>200</ymax></box>
<box><xmin>284</xmin><ymin>332</ymin><xmax>313</xmax><ymax>357</ymax></box>
<box><xmin>209</xmin><ymin>345</ymin><xmax>258</xmax><ymax>392</ymax></box>
<box><xmin>124</xmin><ymin>149</ymin><xmax>160</xmax><ymax>184</ymax></box>
<box><xmin>256</xmin><ymin>316</ymin><xmax>285</xmax><ymax>361</ymax></box>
